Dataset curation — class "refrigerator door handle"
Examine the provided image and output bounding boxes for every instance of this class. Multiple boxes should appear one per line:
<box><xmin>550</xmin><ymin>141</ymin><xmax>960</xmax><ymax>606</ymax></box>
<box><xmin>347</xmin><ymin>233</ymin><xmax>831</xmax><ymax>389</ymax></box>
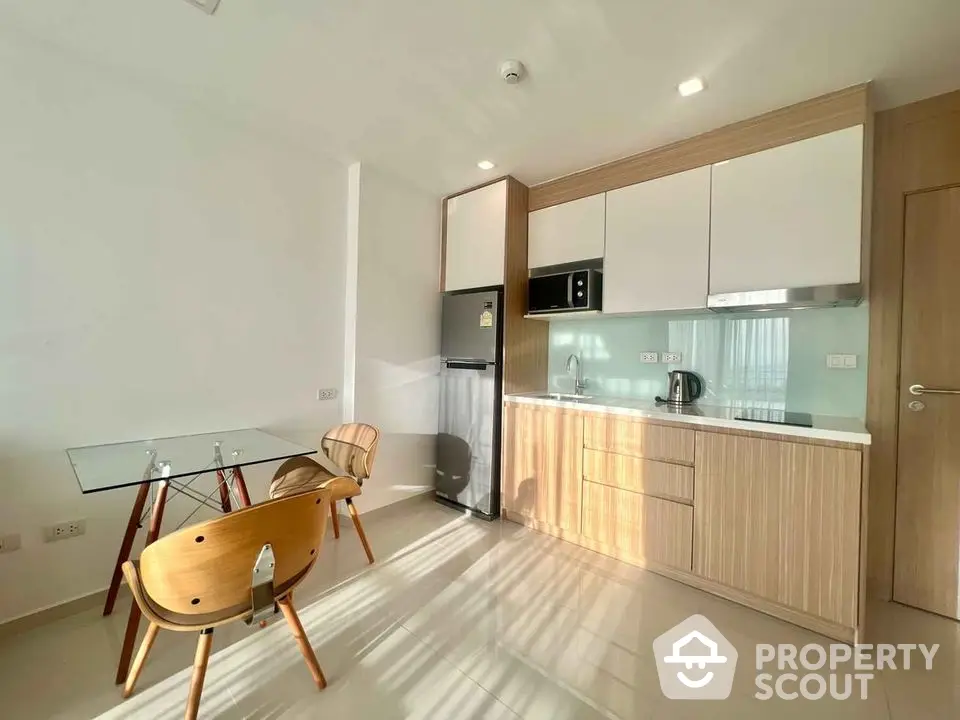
<box><xmin>445</xmin><ymin>360</ymin><xmax>492</xmax><ymax>371</ymax></box>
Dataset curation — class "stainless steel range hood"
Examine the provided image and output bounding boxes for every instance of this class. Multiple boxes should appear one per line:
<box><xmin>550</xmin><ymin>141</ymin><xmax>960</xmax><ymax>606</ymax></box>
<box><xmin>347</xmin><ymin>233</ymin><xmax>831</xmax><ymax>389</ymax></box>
<box><xmin>707</xmin><ymin>283</ymin><xmax>863</xmax><ymax>312</ymax></box>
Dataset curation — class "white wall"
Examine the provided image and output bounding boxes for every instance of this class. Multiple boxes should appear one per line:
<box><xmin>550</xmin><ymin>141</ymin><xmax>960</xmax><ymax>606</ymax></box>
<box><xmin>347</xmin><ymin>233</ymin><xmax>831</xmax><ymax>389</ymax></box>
<box><xmin>0</xmin><ymin>35</ymin><xmax>348</xmax><ymax>622</ymax></box>
<box><xmin>351</xmin><ymin>165</ymin><xmax>441</xmax><ymax>512</ymax></box>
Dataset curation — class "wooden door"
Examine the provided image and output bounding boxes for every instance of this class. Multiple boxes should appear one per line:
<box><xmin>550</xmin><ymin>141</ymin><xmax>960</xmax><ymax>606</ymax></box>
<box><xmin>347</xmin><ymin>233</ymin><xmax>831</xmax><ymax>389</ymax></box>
<box><xmin>501</xmin><ymin>404</ymin><xmax>583</xmax><ymax>532</ymax></box>
<box><xmin>893</xmin><ymin>187</ymin><xmax>960</xmax><ymax>619</ymax></box>
<box><xmin>694</xmin><ymin>431</ymin><xmax>862</xmax><ymax>627</ymax></box>
<box><xmin>604</xmin><ymin>167</ymin><xmax>710</xmax><ymax>313</ymax></box>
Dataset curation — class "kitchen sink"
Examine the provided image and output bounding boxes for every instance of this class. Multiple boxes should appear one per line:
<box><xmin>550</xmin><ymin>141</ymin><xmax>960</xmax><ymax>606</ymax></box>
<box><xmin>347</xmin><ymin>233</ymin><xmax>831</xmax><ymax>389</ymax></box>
<box><xmin>539</xmin><ymin>393</ymin><xmax>594</xmax><ymax>401</ymax></box>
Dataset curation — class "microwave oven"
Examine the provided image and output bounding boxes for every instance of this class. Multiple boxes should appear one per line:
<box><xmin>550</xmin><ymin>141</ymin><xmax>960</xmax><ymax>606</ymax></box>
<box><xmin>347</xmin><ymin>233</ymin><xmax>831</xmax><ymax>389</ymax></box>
<box><xmin>527</xmin><ymin>269</ymin><xmax>602</xmax><ymax>315</ymax></box>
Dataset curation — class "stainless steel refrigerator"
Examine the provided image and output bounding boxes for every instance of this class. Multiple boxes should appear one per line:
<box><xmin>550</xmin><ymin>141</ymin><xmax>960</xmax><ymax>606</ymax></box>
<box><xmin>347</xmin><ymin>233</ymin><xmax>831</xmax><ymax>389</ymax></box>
<box><xmin>436</xmin><ymin>288</ymin><xmax>503</xmax><ymax>519</ymax></box>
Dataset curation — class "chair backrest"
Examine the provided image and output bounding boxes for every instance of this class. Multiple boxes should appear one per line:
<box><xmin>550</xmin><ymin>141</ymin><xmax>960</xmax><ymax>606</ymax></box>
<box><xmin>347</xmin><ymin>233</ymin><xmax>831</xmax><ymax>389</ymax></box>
<box><xmin>137</xmin><ymin>488</ymin><xmax>331</xmax><ymax>622</ymax></box>
<box><xmin>321</xmin><ymin>423</ymin><xmax>380</xmax><ymax>481</ymax></box>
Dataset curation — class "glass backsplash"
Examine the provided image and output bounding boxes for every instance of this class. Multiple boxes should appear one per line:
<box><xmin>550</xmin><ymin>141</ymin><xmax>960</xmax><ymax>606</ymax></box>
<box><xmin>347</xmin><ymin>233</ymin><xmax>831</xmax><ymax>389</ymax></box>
<box><xmin>547</xmin><ymin>306</ymin><xmax>869</xmax><ymax>419</ymax></box>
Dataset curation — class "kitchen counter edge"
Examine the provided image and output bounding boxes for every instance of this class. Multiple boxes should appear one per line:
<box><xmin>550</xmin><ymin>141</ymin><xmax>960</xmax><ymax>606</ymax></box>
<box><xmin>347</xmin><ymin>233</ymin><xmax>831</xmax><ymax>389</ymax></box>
<box><xmin>504</xmin><ymin>394</ymin><xmax>871</xmax><ymax>446</ymax></box>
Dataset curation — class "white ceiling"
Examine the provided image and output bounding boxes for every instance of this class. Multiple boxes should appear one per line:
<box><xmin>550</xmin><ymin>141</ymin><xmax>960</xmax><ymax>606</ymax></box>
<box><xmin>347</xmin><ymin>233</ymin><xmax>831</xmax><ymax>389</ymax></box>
<box><xmin>3</xmin><ymin>0</ymin><xmax>960</xmax><ymax>196</ymax></box>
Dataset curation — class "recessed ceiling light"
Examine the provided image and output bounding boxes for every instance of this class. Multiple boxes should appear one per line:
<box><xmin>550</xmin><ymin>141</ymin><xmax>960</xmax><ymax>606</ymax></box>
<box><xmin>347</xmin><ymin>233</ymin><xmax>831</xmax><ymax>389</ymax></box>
<box><xmin>678</xmin><ymin>77</ymin><xmax>705</xmax><ymax>97</ymax></box>
<box><xmin>477</xmin><ymin>160</ymin><xmax>496</xmax><ymax>170</ymax></box>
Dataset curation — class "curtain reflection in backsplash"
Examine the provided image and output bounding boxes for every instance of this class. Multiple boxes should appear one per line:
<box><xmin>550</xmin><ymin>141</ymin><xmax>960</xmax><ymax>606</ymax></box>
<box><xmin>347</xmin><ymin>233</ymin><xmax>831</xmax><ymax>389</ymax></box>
<box><xmin>669</xmin><ymin>317</ymin><xmax>789</xmax><ymax>409</ymax></box>
<box><xmin>547</xmin><ymin>306</ymin><xmax>868</xmax><ymax>418</ymax></box>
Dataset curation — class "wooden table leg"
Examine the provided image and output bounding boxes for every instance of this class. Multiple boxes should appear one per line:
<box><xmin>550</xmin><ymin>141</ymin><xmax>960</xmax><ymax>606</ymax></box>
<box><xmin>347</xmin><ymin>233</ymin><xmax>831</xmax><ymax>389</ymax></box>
<box><xmin>103</xmin><ymin>482</ymin><xmax>150</xmax><ymax>616</ymax></box>
<box><xmin>232</xmin><ymin>466</ymin><xmax>252</xmax><ymax>507</ymax></box>
<box><xmin>216</xmin><ymin>468</ymin><xmax>232</xmax><ymax>514</ymax></box>
<box><xmin>115</xmin><ymin>480</ymin><xmax>168</xmax><ymax>685</ymax></box>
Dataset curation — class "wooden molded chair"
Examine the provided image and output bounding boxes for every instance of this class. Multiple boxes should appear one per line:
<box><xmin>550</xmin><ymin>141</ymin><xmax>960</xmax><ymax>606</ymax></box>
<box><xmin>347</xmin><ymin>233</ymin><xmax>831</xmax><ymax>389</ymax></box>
<box><xmin>269</xmin><ymin>423</ymin><xmax>379</xmax><ymax>564</ymax></box>
<box><xmin>120</xmin><ymin>486</ymin><xmax>336</xmax><ymax>720</ymax></box>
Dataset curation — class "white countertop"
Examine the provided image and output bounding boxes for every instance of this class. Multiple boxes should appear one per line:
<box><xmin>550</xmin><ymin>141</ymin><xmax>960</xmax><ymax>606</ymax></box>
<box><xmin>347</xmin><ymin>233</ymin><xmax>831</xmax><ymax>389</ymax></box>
<box><xmin>505</xmin><ymin>393</ymin><xmax>871</xmax><ymax>445</ymax></box>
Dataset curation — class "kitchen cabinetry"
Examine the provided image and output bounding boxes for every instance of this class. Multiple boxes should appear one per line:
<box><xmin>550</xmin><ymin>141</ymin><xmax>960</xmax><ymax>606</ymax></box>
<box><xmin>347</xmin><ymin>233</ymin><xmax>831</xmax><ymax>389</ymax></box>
<box><xmin>581</xmin><ymin>481</ymin><xmax>692</xmax><ymax>570</ymax></box>
<box><xmin>501</xmin><ymin>398</ymin><xmax>868</xmax><ymax>641</ymax></box>
<box><xmin>444</xmin><ymin>180</ymin><xmax>507</xmax><ymax>291</ymax></box>
<box><xmin>583</xmin><ymin>448</ymin><xmax>693</xmax><ymax>503</ymax></box>
<box><xmin>692</xmin><ymin>431</ymin><xmax>862</xmax><ymax>626</ymax></box>
<box><xmin>501</xmin><ymin>403</ymin><xmax>583</xmax><ymax>532</ymax></box>
<box><xmin>709</xmin><ymin>125</ymin><xmax>865</xmax><ymax>294</ymax></box>
<box><xmin>527</xmin><ymin>193</ymin><xmax>605</xmax><ymax>269</ymax></box>
<box><xmin>604</xmin><ymin>167</ymin><xmax>711</xmax><ymax>313</ymax></box>
<box><xmin>583</xmin><ymin>413</ymin><xmax>694</xmax><ymax>465</ymax></box>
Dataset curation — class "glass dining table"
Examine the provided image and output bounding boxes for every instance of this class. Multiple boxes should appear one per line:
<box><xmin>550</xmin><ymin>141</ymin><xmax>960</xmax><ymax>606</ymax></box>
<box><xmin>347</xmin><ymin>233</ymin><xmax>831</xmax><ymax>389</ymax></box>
<box><xmin>67</xmin><ymin>428</ymin><xmax>317</xmax><ymax>685</ymax></box>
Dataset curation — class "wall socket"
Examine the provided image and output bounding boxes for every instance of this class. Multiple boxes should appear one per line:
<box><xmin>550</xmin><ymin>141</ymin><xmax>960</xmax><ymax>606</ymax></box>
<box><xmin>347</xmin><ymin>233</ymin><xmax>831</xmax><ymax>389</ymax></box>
<box><xmin>826</xmin><ymin>354</ymin><xmax>858</xmax><ymax>369</ymax></box>
<box><xmin>640</xmin><ymin>352</ymin><xmax>659</xmax><ymax>364</ymax></box>
<box><xmin>45</xmin><ymin>519</ymin><xmax>86</xmax><ymax>543</ymax></box>
<box><xmin>662</xmin><ymin>352</ymin><xmax>682</xmax><ymax>364</ymax></box>
<box><xmin>0</xmin><ymin>533</ymin><xmax>21</xmax><ymax>553</ymax></box>
<box><xmin>316</xmin><ymin>388</ymin><xmax>338</xmax><ymax>401</ymax></box>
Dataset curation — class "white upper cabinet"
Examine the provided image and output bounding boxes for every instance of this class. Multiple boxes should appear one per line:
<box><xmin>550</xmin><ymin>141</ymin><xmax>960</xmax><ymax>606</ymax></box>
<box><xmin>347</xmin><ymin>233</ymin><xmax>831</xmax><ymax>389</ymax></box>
<box><xmin>444</xmin><ymin>180</ymin><xmax>507</xmax><ymax>291</ymax></box>
<box><xmin>528</xmin><ymin>193</ymin><xmax>606</xmax><ymax>269</ymax></box>
<box><xmin>709</xmin><ymin>125</ymin><xmax>865</xmax><ymax>294</ymax></box>
<box><xmin>603</xmin><ymin>166</ymin><xmax>711</xmax><ymax>313</ymax></box>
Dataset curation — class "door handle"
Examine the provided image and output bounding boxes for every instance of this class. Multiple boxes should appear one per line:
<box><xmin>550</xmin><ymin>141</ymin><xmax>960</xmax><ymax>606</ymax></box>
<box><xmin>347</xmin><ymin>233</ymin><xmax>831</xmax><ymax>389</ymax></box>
<box><xmin>909</xmin><ymin>384</ymin><xmax>960</xmax><ymax>396</ymax></box>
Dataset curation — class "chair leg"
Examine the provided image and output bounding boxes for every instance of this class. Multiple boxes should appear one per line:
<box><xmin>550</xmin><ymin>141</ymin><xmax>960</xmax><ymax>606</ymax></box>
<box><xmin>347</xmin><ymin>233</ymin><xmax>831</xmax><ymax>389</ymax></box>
<box><xmin>278</xmin><ymin>595</ymin><xmax>327</xmax><ymax>689</ymax></box>
<box><xmin>122</xmin><ymin>622</ymin><xmax>160</xmax><ymax>699</ymax></box>
<box><xmin>330</xmin><ymin>500</ymin><xmax>340</xmax><ymax>539</ymax></box>
<box><xmin>346</xmin><ymin>498</ymin><xmax>375</xmax><ymax>564</ymax></box>
<box><xmin>185</xmin><ymin>629</ymin><xmax>214</xmax><ymax>720</ymax></box>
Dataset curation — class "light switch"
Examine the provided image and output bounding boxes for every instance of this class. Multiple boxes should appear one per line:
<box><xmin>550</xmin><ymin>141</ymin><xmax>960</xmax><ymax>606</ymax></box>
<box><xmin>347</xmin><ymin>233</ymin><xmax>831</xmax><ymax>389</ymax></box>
<box><xmin>843</xmin><ymin>354</ymin><xmax>858</xmax><ymax>368</ymax></box>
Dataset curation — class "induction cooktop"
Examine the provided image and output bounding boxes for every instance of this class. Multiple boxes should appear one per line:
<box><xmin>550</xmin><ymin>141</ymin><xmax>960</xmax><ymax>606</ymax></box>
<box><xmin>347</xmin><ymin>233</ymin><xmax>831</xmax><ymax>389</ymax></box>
<box><xmin>734</xmin><ymin>409</ymin><xmax>814</xmax><ymax>428</ymax></box>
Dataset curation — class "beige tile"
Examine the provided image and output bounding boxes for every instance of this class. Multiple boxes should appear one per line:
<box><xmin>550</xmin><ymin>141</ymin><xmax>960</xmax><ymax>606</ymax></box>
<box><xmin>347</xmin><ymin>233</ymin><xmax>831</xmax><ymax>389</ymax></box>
<box><xmin>0</xmin><ymin>496</ymin><xmax>954</xmax><ymax>720</ymax></box>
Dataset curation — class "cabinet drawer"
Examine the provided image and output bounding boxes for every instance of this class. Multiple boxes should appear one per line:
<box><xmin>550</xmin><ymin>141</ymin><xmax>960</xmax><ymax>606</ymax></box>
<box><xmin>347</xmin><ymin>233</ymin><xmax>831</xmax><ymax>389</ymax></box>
<box><xmin>583</xmin><ymin>415</ymin><xmax>694</xmax><ymax>465</ymax></box>
<box><xmin>581</xmin><ymin>481</ymin><xmax>693</xmax><ymax>571</ymax></box>
<box><xmin>583</xmin><ymin>448</ymin><xmax>693</xmax><ymax>503</ymax></box>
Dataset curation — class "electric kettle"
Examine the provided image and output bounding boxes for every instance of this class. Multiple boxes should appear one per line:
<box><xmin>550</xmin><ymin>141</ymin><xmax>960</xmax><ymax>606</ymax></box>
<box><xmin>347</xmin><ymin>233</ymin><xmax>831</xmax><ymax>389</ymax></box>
<box><xmin>656</xmin><ymin>370</ymin><xmax>703</xmax><ymax>405</ymax></box>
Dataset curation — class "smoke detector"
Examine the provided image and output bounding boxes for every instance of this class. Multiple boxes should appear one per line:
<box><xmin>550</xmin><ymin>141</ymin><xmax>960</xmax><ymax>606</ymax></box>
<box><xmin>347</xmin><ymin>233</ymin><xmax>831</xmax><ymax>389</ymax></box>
<box><xmin>184</xmin><ymin>0</ymin><xmax>221</xmax><ymax>14</ymax></box>
<box><xmin>499</xmin><ymin>60</ymin><xmax>526</xmax><ymax>85</ymax></box>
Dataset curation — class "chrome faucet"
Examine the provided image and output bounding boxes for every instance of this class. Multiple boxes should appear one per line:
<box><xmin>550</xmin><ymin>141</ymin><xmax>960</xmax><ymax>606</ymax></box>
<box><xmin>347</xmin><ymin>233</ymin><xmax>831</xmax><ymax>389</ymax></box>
<box><xmin>565</xmin><ymin>353</ymin><xmax>586</xmax><ymax>395</ymax></box>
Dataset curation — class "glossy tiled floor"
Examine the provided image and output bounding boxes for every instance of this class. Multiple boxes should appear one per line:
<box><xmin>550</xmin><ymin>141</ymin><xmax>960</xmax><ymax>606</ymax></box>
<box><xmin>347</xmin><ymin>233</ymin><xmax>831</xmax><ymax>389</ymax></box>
<box><xmin>1</xmin><ymin>496</ymin><xmax>958</xmax><ymax>719</ymax></box>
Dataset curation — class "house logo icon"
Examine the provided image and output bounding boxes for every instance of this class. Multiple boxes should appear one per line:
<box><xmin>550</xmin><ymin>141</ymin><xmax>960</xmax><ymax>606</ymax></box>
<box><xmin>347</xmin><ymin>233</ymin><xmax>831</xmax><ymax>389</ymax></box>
<box><xmin>653</xmin><ymin>615</ymin><xmax>738</xmax><ymax>699</ymax></box>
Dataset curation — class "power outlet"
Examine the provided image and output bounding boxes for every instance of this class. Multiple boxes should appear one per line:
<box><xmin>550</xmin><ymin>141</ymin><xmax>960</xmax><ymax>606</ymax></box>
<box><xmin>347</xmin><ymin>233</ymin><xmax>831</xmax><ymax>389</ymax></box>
<box><xmin>316</xmin><ymin>388</ymin><xmax>338</xmax><ymax>401</ymax></box>
<box><xmin>662</xmin><ymin>352</ymin><xmax>682</xmax><ymax>364</ymax></box>
<box><xmin>45</xmin><ymin>519</ymin><xmax>86</xmax><ymax>543</ymax></box>
<box><xmin>0</xmin><ymin>533</ymin><xmax>21</xmax><ymax>553</ymax></box>
<box><xmin>640</xmin><ymin>352</ymin><xmax>659</xmax><ymax>364</ymax></box>
<box><xmin>826</xmin><ymin>354</ymin><xmax>857</xmax><ymax>369</ymax></box>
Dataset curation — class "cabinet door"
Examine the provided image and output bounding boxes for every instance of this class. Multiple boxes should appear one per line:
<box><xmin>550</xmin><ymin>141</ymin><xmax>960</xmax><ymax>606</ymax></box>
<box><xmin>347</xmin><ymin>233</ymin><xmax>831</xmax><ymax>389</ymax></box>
<box><xmin>603</xmin><ymin>167</ymin><xmax>710</xmax><ymax>313</ymax></box>
<box><xmin>709</xmin><ymin>126</ymin><xmax>864</xmax><ymax>294</ymax></box>
<box><xmin>444</xmin><ymin>180</ymin><xmax>507</xmax><ymax>291</ymax></box>
<box><xmin>581</xmin><ymin>481</ymin><xmax>693</xmax><ymax>571</ymax></box>
<box><xmin>501</xmin><ymin>403</ymin><xmax>583</xmax><ymax>532</ymax></box>
<box><xmin>693</xmin><ymin>431</ymin><xmax>861</xmax><ymax>626</ymax></box>
<box><xmin>528</xmin><ymin>193</ymin><xmax>605</xmax><ymax>269</ymax></box>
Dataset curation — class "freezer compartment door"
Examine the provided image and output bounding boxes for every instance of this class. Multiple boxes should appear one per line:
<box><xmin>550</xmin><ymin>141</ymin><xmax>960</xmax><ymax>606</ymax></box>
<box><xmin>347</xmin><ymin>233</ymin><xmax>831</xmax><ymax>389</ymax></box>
<box><xmin>436</xmin><ymin>361</ymin><xmax>499</xmax><ymax>517</ymax></box>
<box><xmin>441</xmin><ymin>290</ymin><xmax>500</xmax><ymax>362</ymax></box>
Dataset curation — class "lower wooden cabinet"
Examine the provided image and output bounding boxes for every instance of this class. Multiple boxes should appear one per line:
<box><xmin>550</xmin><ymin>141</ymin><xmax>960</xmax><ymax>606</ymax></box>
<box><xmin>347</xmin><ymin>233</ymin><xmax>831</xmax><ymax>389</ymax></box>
<box><xmin>501</xmin><ymin>401</ymin><xmax>866</xmax><ymax>641</ymax></box>
<box><xmin>583</xmin><ymin>448</ymin><xmax>694</xmax><ymax>503</ymax></box>
<box><xmin>693</xmin><ymin>431</ymin><xmax>862</xmax><ymax>627</ymax></box>
<box><xmin>581</xmin><ymin>481</ymin><xmax>693</xmax><ymax>571</ymax></box>
<box><xmin>501</xmin><ymin>403</ymin><xmax>583</xmax><ymax>532</ymax></box>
